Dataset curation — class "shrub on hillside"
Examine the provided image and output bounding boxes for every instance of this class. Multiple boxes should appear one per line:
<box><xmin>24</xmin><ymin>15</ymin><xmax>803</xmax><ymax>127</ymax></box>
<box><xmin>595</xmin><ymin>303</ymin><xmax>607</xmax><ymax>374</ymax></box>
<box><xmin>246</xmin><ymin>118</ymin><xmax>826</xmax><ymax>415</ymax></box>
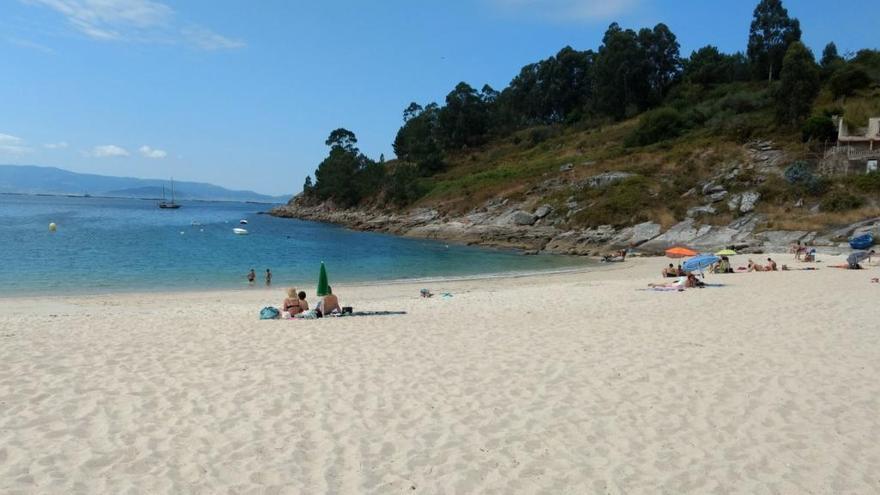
<box><xmin>821</xmin><ymin>190</ymin><xmax>864</xmax><ymax>212</ymax></box>
<box><xmin>719</xmin><ymin>90</ymin><xmax>770</xmax><ymax>114</ymax></box>
<box><xmin>801</xmin><ymin>115</ymin><xmax>837</xmax><ymax>143</ymax></box>
<box><xmin>784</xmin><ymin>161</ymin><xmax>828</xmax><ymax>195</ymax></box>
<box><xmin>386</xmin><ymin>165</ymin><xmax>425</xmax><ymax>206</ymax></box>
<box><xmin>830</xmin><ymin>65</ymin><xmax>872</xmax><ymax>98</ymax></box>
<box><xmin>850</xmin><ymin>171</ymin><xmax>880</xmax><ymax>192</ymax></box>
<box><xmin>624</xmin><ymin>108</ymin><xmax>687</xmax><ymax>147</ymax></box>
<box><xmin>574</xmin><ymin>176</ymin><xmax>654</xmax><ymax>227</ymax></box>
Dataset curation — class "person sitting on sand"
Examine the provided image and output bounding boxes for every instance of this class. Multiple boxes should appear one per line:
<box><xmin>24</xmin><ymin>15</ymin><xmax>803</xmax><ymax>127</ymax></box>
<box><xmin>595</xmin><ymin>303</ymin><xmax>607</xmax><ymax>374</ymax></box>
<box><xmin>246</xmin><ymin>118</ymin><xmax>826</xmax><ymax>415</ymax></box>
<box><xmin>685</xmin><ymin>273</ymin><xmax>706</xmax><ymax>288</ymax></box>
<box><xmin>676</xmin><ymin>264</ymin><xmax>685</xmax><ymax>276</ymax></box>
<box><xmin>316</xmin><ymin>286</ymin><xmax>341</xmax><ymax>316</ymax></box>
<box><xmin>803</xmin><ymin>248</ymin><xmax>816</xmax><ymax>262</ymax></box>
<box><xmin>662</xmin><ymin>263</ymin><xmax>677</xmax><ymax>277</ymax></box>
<box><xmin>283</xmin><ymin>288</ymin><xmax>308</xmax><ymax>316</ymax></box>
<box><xmin>721</xmin><ymin>256</ymin><xmax>733</xmax><ymax>273</ymax></box>
<box><xmin>648</xmin><ymin>276</ymin><xmax>687</xmax><ymax>290</ymax></box>
<box><xmin>747</xmin><ymin>259</ymin><xmax>766</xmax><ymax>272</ymax></box>
<box><xmin>766</xmin><ymin>257</ymin><xmax>778</xmax><ymax>271</ymax></box>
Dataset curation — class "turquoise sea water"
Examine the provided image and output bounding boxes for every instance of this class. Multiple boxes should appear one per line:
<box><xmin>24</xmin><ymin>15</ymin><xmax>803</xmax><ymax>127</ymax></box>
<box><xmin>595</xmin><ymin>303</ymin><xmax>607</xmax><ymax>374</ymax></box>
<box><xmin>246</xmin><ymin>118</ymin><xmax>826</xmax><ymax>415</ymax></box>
<box><xmin>0</xmin><ymin>195</ymin><xmax>588</xmax><ymax>295</ymax></box>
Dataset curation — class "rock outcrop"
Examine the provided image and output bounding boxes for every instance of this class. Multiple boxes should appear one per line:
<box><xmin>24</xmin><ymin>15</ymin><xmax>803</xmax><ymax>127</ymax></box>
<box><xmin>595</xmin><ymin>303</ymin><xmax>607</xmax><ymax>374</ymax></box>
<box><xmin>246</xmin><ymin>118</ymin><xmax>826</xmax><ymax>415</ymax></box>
<box><xmin>271</xmin><ymin>141</ymin><xmax>871</xmax><ymax>257</ymax></box>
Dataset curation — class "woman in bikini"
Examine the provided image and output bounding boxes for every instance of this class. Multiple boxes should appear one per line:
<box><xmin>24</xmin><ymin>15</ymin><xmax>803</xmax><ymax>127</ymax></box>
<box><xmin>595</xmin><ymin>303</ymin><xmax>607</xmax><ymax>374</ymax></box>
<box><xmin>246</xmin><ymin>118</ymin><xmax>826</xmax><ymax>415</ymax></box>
<box><xmin>283</xmin><ymin>287</ymin><xmax>307</xmax><ymax>316</ymax></box>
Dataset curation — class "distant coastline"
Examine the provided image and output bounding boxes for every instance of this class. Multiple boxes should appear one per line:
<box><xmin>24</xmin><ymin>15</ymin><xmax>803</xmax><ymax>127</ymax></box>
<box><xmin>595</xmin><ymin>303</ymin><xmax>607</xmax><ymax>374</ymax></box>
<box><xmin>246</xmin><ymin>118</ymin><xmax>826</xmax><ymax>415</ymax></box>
<box><xmin>0</xmin><ymin>191</ymin><xmax>282</xmax><ymax>206</ymax></box>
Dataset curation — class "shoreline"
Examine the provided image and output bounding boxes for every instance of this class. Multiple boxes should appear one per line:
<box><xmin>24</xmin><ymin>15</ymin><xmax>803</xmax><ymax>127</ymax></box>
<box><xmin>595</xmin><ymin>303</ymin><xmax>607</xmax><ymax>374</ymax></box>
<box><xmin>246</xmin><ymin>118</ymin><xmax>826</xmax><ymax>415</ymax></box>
<box><xmin>0</xmin><ymin>258</ymin><xmax>604</xmax><ymax>301</ymax></box>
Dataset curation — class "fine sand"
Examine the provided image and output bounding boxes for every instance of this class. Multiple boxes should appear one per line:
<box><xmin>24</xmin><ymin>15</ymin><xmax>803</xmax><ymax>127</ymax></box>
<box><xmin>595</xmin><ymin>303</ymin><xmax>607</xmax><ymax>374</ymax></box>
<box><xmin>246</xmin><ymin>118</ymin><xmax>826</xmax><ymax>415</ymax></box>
<box><xmin>1</xmin><ymin>254</ymin><xmax>879</xmax><ymax>494</ymax></box>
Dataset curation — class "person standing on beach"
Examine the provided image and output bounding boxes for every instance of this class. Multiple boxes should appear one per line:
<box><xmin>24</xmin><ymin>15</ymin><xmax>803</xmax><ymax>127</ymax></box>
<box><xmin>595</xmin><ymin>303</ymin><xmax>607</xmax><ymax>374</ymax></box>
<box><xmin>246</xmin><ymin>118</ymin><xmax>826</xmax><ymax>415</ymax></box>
<box><xmin>266</xmin><ymin>268</ymin><xmax>272</xmax><ymax>286</ymax></box>
<box><xmin>247</xmin><ymin>269</ymin><xmax>256</xmax><ymax>286</ymax></box>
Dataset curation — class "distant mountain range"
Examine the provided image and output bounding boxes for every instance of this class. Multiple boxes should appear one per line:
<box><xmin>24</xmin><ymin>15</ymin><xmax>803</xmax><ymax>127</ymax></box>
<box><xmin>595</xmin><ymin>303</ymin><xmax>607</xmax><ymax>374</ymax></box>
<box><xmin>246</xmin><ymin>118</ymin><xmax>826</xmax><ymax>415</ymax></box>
<box><xmin>0</xmin><ymin>165</ymin><xmax>290</xmax><ymax>203</ymax></box>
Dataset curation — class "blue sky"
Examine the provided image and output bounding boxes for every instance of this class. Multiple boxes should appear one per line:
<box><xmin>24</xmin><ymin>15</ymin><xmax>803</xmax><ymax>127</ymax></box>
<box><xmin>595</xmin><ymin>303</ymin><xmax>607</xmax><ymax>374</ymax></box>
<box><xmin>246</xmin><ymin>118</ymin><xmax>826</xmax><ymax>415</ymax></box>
<box><xmin>1</xmin><ymin>0</ymin><xmax>877</xmax><ymax>196</ymax></box>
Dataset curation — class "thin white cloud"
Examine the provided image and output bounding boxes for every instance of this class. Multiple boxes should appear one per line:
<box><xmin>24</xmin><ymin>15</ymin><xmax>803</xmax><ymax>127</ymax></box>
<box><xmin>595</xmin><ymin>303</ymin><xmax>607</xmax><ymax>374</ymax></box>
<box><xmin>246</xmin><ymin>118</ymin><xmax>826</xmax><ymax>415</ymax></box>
<box><xmin>7</xmin><ymin>37</ymin><xmax>56</xmax><ymax>54</ymax></box>
<box><xmin>139</xmin><ymin>145</ymin><xmax>167</xmax><ymax>159</ymax></box>
<box><xmin>90</xmin><ymin>144</ymin><xmax>129</xmax><ymax>157</ymax></box>
<box><xmin>182</xmin><ymin>26</ymin><xmax>245</xmax><ymax>51</ymax></box>
<box><xmin>0</xmin><ymin>133</ymin><xmax>34</xmax><ymax>154</ymax></box>
<box><xmin>44</xmin><ymin>141</ymin><xmax>69</xmax><ymax>149</ymax></box>
<box><xmin>489</xmin><ymin>0</ymin><xmax>641</xmax><ymax>22</ymax></box>
<box><xmin>22</xmin><ymin>0</ymin><xmax>244</xmax><ymax>50</ymax></box>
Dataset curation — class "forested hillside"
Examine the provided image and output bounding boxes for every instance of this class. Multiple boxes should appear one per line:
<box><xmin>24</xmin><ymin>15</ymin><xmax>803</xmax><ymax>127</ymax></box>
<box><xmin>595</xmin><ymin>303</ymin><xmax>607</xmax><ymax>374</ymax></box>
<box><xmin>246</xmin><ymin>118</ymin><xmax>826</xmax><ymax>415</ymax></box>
<box><xmin>291</xmin><ymin>0</ymin><xmax>880</xmax><ymax>236</ymax></box>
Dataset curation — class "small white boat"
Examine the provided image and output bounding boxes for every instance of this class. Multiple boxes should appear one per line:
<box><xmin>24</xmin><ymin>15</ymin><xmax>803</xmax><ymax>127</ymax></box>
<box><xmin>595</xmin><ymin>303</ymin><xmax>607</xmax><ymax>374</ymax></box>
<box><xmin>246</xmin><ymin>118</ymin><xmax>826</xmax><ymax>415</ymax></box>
<box><xmin>233</xmin><ymin>228</ymin><xmax>248</xmax><ymax>235</ymax></box>
<box><xmin>239</xmin><ymin>219</ymin><xmax>248</xmax><ymax>225</ymax></box>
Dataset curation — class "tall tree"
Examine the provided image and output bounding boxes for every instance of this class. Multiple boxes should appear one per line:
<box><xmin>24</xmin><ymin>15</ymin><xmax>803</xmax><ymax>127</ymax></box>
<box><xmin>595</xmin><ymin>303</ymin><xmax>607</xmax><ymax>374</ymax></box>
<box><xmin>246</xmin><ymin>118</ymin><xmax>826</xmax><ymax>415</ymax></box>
<box><xmin>747</xmin><ymin>0</ymin><xmax>801</xmax><ymax>82</ymax></box>
<box><xmin>593</xmin><ymin>23</ymin><xmax>650</xmax><ymax>119</ymax></box>
<box><xmin>393</xmin><ymin>102</ymin><xmax>445</xmax><ymax>176</ymax></box>
<box><xmin>638</xmin><ymin>23</ymin><xmax>682</xmax><ymax>104</ymax></box>
<box><xmin>313</xmin><ymin>129</ymin><xmax>380</xmax><ymax>207</ymax></box>
<box><xmin>436</xmin><ymin>82</ymin><xmax>491</xmax><ymax>150</ymax></box>
<box><xmin>820</xmin><ymin>42</ymin><xmax>842</xmax><ymax>67</ymax></box>
<box><xmin>325</xmin><ymin>128</ymin><xmax>358</xmax><ymax>152</ymax></box>
<box><xmin>775</xmin><ymin>41</ymin><xmax>819</xmax><ymax>125</ymax></box>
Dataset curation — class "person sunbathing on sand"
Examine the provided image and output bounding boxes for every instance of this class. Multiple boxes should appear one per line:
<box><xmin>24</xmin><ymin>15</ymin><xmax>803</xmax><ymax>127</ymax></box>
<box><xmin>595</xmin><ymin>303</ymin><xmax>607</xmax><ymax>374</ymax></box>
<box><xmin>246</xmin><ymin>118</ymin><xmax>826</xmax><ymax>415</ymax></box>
<box><xmin>316</xmin><ymin>286</ymin><xmax>341</xmax><ymax>316</ymax></box>
<box><xmin>747</xmin><ymin>259</ymin><xmax>766</xmax><ymax>272</ymax></box>
<box><xmin>766</xmin><ymin>258</ymin><xmax>778</xmax><ymax>271</ymax></box>
<box><xmin>648</xmin><ymin>276</ymin><xmax>687</xmax><ymax>290</ymax></box>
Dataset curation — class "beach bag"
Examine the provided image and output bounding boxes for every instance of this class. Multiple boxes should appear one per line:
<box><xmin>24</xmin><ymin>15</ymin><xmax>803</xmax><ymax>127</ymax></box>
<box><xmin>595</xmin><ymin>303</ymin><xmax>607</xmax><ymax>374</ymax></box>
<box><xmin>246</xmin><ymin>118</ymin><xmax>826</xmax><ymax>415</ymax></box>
<box><xmin>260</xmin><ymin>306</ymin><xmax>280</xmax><ymax>320</ymax></box>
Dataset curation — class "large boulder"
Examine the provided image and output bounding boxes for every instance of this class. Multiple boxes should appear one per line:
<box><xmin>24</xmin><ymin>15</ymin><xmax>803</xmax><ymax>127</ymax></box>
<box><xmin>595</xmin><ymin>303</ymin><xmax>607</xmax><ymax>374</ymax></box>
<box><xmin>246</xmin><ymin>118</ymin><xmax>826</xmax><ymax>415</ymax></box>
<box><xmin>739</xmin><ymin>191</ymin><xmax>761</xmax><ymax>213</ymax></box>
<box><xmin>512</xmin><ymin>211</ymin><xmax>538</xmax><ymax>226</ymax></box>
<box><xmin>687</xmin><ymin>205</ymin><xmax>717</xmax><ymax>218</ymax></box>
<box><xmin>534</xmin><ymin>205</ymin><xmax>553</xmax><ymax>219</ymax></box>
<box><xmin>754</xmin><ymin>230</ymin><xmax>809</xmax><ymax>250</ymax></box>
<box><xmin>640</xmin><ymin>219</ymin><xmax>713</xmax><ymax>252</ymax></box>
<box><xmin>544</xmin><ymin>226</ymin><xmax>617</xmax><ymax>255</ymax></box>
<box><xmin>609</xmin><ymin>222</ymin><xmax>661</xmax><ymax>248</ymax></box>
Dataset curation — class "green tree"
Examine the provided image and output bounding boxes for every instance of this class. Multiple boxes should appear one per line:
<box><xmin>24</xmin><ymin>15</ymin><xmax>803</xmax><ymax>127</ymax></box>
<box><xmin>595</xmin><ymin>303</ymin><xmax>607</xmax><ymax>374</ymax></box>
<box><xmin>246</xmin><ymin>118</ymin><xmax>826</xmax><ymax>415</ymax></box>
<box><xmin>302</xmin><ymin>175</ymin><xmax>313</xmax><ymax>194</ymax></box>
<box><xmin>801</xmin><ymin>115</ymin><xmax>836</xmax><ymax>143</ymax></box>
<box><xmin>436</xmin><ymin>82</ymin><xmax>491</xmax><ymax>150</ymax></box>
<box><xmin>684</xmin><ymin>46</ymin><xmax>750</xmax><ymax>86</ymax></box>
<box><xmin>747</xmin><ymin>0</ymin><xmax>801</xmax><ymax>82</ymax></box>
<box><xmin>312</xmin><ymin>129</ymin><xmax>381</xmax><ymax>207</ymax></box>
<box><xmin>593</xmin><ymin>23</ymin><xmax>650</xmax><ymax>119</ymax></box>
<box><xmin>820</xmin><ymin>42</ymin><xmax>843</xmax><ymax>67</ymax></box>
<box><xmin>393</xmin><ymin>102</ymin><xmax>445</xmax><ymax>176</ymax></box>
<box><xmin>638</xmin><ymin>23</ymin><xmax>682</xmax><ymax>104</ymax></box>
<box><xmin>325</xmin><ymin>128</ymin><xmax>358</xmax><ymax>152</ymax></box>
<box><xmin>386</xmin><ymin>164</ymin><xmax>423</xmax><ymax>206</ymax></box>
<box><xmin>829</xmin><ymin>64</ymin><xmax>872</xmax><ymax>98</ymax></box>
<box><xmin>775</xmin><ymin>41</ymin><xmax>819</xmax><ymax>125</ymax></box>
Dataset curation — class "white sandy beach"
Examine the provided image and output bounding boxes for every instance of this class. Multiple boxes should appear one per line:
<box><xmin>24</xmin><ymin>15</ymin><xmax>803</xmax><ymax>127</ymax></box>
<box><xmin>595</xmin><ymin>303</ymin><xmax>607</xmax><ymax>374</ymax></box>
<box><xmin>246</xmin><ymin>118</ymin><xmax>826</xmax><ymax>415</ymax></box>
<box><xmin>1</xmin><ymin>254</ymin><xmax>879</xmax><ymax>494</ymax></box>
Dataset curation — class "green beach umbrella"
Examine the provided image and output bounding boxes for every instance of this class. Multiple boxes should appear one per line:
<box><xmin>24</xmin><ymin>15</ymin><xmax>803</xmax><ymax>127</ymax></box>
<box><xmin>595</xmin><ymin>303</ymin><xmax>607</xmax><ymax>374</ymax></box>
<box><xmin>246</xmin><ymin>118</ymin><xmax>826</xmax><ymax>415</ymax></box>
<box><xmin>715</xmin><ymin>249</ymin><xmax>737</xmax><ymax>256</ymax></box>
<box><xmin>317</xmin><ymin>262</ymin><xmax>330</xmax><ymax>296</ymax></box>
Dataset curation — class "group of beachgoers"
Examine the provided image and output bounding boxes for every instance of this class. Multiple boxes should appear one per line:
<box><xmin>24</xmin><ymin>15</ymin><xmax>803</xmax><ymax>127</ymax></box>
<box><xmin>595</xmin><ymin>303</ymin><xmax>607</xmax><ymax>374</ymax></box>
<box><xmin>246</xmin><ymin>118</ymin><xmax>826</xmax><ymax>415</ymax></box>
<box><xmin>650</xmin><ymin>246</ymin><xmax>876</xmax><ymax>291</ymax></box>
<box><xmin>280</xmin><ymin>286</ymin><xmax>342</xmax><ymax>319</ymax></box>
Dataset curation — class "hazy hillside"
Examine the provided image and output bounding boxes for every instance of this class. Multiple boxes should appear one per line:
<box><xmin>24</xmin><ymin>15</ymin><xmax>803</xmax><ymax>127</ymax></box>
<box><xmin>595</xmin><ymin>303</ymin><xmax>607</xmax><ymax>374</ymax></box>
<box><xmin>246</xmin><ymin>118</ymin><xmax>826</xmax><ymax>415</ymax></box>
<box><xmin>0</xmin><ymin>165</ymin><xmax>289</xmax><ymax>203</ymax></box>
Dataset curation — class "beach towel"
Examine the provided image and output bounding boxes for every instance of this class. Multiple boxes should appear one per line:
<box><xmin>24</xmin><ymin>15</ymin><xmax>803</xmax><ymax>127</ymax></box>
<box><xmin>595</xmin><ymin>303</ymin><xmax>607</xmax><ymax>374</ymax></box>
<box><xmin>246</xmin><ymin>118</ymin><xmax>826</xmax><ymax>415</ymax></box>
<box><xmin>294</xmin><ymin>310</ymin><xmax>319</xmax><ymax>319</ymax></box>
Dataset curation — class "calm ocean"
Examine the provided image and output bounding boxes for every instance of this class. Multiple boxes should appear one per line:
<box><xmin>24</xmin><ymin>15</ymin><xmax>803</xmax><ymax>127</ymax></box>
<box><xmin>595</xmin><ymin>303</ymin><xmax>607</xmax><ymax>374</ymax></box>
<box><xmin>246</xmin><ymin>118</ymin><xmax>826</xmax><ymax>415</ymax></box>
<box><xmin>0</xmin><ymin>194</ymin><xmax>588</xmax><ymax>295</ymax></box>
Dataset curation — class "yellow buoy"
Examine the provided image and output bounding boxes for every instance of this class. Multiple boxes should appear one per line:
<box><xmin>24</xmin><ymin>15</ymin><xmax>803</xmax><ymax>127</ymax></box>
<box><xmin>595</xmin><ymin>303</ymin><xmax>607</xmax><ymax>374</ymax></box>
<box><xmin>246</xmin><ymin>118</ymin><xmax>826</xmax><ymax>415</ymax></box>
<box><xmin>49</xmin><ymin>222</ymin><xmax>57</xmax><ymax>232</ymax></box>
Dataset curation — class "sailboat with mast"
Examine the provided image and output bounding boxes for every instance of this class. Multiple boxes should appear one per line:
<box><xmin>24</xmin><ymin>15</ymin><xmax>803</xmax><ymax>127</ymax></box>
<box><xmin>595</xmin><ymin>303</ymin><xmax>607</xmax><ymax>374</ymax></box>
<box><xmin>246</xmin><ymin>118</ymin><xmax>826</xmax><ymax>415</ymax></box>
<box><xmin>158</xmin><ymin>178</ymin><xmax>181</xmax><ymax>209</ymax></box>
